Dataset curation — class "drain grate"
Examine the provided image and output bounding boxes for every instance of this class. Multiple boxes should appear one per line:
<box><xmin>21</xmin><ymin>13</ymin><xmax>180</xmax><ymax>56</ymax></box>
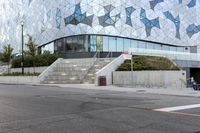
<box><xmin>136</xmin><ymin>90</ymin><xmax>146</xmax><ymax>92</ymax></box>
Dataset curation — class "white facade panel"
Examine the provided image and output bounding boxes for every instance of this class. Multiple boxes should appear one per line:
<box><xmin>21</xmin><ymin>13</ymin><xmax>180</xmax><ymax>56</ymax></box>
<box><xmin>0</xmin><ymin>0</ymin><xmax>199</xmax><ymax>52</ymax></box>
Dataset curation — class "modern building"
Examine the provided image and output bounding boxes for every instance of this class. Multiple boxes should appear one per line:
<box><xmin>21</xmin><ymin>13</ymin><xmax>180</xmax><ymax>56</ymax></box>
<box><xmin>0</xmin><ymin>0</ymin><xmax>200</xmax><ymax>54</ymax></box>
<box><xmin>1</xmin><ymin>0</ymin><xmax>200</xmax><ymax>82</ymax></box>
<box><xmin>38</xmin><ymin>0</ymin><xmax>200</xmax><ymax>57</ymax></box>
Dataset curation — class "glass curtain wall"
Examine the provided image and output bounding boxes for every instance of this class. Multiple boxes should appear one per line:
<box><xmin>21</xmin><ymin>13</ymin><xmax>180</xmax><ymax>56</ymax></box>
<box><xmin>43</xmin><ymin>35</ymin><xmax>191</xmax><ymax>54</ymax></box>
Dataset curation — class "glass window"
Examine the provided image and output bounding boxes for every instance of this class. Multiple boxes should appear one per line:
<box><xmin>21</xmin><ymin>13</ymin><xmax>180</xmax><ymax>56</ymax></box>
<box><xmin>184</xmin><ymin>47</ymin><xmax>190</xmax><ymax>52</ymax></box>
<box><xmin>177</xmin><ymin>47</ymin><xmax>184</xmax><ymax>52</ymax></box>
<box><xmin>146</xmin><ymin>42</ymin><xmax>154</xmax><ymax>49</ymax></box>
<box><xmin>71</xmin><ymin>36</ymin><xmax>77</xmax><ymax>44</ymax></box>
<box><xmin>162</xmin><ymin>45</ymin><xmax>170</xmax><ymax>51</ymax></box>
<box><xmin>55</xmin><ymin>38</ymin><xmax>64</xmax><ymax>53</ymax></box>
<box><xmin>109</xmin><ymin>37</ymin><xmax>117</xmax><ymax>52</ymax></box>
<box><xmin>103</xmin><ymin>36</ymin><xmax>109</xmax><ymax>52</ymax></box>
<box><xmin>96</xmin><ymin>36</ymin><xmax>103</xmax><ymax>51</ymax></box>
<box><xmin>116</xmin><ymin>37</ymin><xmax>124</xmax><ymax>52</ymax></box>
<box><xmin>84</xmin><ymin>35</ymin><xmax>89</xmax><ymax>52</ymax></box>
<box><xmin>65</xmin><ymin>36</ymin><xmax>85</xmax><ymax>52</ymax></box>
<box><xmin>78</xmin><ymin>36</ymin><xmax>84</xmax><ymax>45</ymax></box>
<box><xmin>138</xmin><ymin>41</ymin><xmax>146</xmax><ymax>49</ymax></box>
<box><xmin>154</xmin><ymin>44</ymin><xmax>162</xmax><ymax>50</ymax></box>
<box><xmin>90</xmin><ymin>35</ymin><xmax>96</xmax><ymax>52</ymax></box>
<box><xmin>124</xmin><ymin>38</ymin><xmax>131</xmax><ymax>52</ymax></box>
<box><xmin>170</xmin><ymin>46</ymin><xmax>177</xmax><ymax>51</ymax></box>
<box><xmin>65</xmin><ymin>37</ymin><xmax>72</xmax><ymax>51</ymax></box>
<box><xmin>42</xmin><ymin>42</ymin><xmax>54</xmax><ymax>54</ymax></box>
<box><xmin>131</xmin><ymin>40</ymin><xmax>138</xmax><ymax>48</ymax></box>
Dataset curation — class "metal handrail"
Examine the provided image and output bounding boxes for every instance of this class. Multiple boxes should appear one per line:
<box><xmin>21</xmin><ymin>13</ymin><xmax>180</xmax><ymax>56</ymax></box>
<box><xmin>106</xmin><ymin>52</ymin><xmax>110</xmax><ymax>58</ymax></box>
<box><xmin>130</xmin><ymin>48</ymin><xmax>200</xmax><ymax>62</ymax></box>
<box><xmin>80</xmin><ymin>52</ymin><xmax>99</xmax><ymax>83</ymax></box>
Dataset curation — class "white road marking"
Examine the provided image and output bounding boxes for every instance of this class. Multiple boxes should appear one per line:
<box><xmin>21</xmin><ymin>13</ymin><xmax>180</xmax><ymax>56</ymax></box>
<box><xmin>154</xmin><ymin>104</ymin><xmax>200</xmax><ymax>112</ymax></box>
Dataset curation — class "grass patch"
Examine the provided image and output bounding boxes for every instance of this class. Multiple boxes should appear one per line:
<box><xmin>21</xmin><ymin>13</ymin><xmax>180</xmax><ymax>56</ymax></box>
<box><xmin>117</xmin><ymin>55</ymin><xmax>180</xmax><ymax>71</ymax></box>
<box><xmin>1</xmin><ymin>72</ymin><xmax>40</xmax><ymax>76</ymax></box>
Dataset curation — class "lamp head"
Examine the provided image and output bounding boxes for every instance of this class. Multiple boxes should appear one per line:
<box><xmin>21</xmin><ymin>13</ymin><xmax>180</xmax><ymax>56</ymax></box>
<box><xmin>20</xmin><ymin>20</ymin><xmax>24</xmax><ymax>26</ymax></box>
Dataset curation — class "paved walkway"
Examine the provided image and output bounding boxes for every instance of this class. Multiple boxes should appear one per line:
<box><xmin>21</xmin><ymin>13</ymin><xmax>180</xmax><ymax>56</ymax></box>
<box><xmin>44</xmin><ymin>84</ymin><xmax>200</xmax><ymax>97</ymax></box>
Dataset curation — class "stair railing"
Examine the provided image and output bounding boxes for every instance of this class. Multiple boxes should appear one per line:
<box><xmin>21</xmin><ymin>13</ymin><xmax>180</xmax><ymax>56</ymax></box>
<box><xmin>106</xmin><ymin>52</ymin><xmax>110</xmax><ymax>58</ymax></box>
<box><xmin>80</xmin><ymin>52</ymin><xmax>99</xmax><ymax>83</ymax></box>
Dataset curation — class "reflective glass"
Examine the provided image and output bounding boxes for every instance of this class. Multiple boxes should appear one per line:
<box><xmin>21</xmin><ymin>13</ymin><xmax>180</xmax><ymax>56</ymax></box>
<box><xmin>131</xmin><ymin>40</ymin><xmax>138</xmax><ymax>48</ymax></box>
<box><xmin>162</xmin><ymin>45</ymin><xmax>170</xmax><ymax>51</ymax></box>
<box><xmin>90</xmin><ymin>35</ymin><xmax>96</xmax><ymax>52</ymax></box>
<box><xmin>109</xmin><ymin>37</ymin><xmax>117</xmax><ymax>52</ymax></box>
<box><xmin>124</xmin><ymin>38</ymin><xmax>131</xmax><ymax>51</ymax></box>
<box><xmin>103</xmin><ymin>36</ymin><xmax>109</xmax><ymax>52</ymax></box>
<box><xmin>55</xmin><ymin>38</ymin><xmax>64</xmax><ymax>53</ymax></box>
<box><xmin>138</xmin><ymin>41</ymin><xmax>146</xmax><ymax>48</ymax></box>
<box><xmin>146</xmin><ymin>42</ymin><xmax>154</xmax><ymax>49</ymax></box>
<box><xmin>170</xmin><ymin>46</ymin><xmax>177</xmax><ymax>51</ymax></box>
<box><xmin>97</xmin><ymin>36</ymin><xmax>103</xmax><ymax>51</ymax></box>
<box><xmin>41</xmin><ymin>42</ymin><xmax>54</xmax><ymax>54</ymax></box>
<box><xmin>116</xmin><ymin>37</ymin><xmax>124</xmax><ymax>52</ymax></box>
<box><xmin>177</xmin><ymin>47</ymin><xmax>184</xmax><ymax>52</ymax></box>
<box><xmin>154</xmin><ymin>44</ymin><xmax>162</xmax><ymax>50</ymax></box>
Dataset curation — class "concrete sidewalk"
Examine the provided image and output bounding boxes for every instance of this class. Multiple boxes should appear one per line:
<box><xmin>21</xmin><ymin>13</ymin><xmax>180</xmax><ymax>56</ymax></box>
<box><xmin>45</xmin><ymin>84</ymin><xmax>200</xmax><ymax>97</ymax></box>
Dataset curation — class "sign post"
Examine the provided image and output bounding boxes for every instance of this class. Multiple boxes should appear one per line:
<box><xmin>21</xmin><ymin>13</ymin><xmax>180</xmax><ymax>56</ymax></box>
<box><xmin>129</xmin><ymin>48</ymin><xmax>133</xmax><ymax>87</ymax></box>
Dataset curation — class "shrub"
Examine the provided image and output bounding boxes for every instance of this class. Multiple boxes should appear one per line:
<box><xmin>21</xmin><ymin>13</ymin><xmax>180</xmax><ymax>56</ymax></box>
<box><xmin>11</xmin><ymin>53</ymin><xmax>59</xmax><ymax>68</ymax></box>
<box><xmin>116</xmin><ymin>56</ymin><xmax>180</xmax><ymax>71</ymax></box>
<box><xmin>1</xmin><ymin>72</ymin><xmax>40</xmax><ymax>76</ymax></box>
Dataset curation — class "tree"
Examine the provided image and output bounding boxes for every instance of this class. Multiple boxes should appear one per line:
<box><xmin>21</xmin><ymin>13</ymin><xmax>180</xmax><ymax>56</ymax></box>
<box><xmin>25</xmin><ymin>35</ymin><xmax>37</xmax><ymax>57</ymax></box>
<box><xmin>2</xmin><ymin>44</ymin><xmax>13</xmax><ymax>73</ymax></box>
<box><xmin>25</xmin><ymin>35</ymin><xmax>38</xmax><ymax>73</ymax></box>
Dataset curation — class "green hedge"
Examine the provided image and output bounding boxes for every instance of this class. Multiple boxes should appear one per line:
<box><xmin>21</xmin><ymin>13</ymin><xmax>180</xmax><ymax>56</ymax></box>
<box><xmin>12</xmin><ymin>53</ymin><xmax>59</xmax><ymax>68</ymax></box>
<box><xmin>117</xmin><ymin>60</ymin><xmax>152</xmax><ymax>71</ymax></box>
<box><xmin>1</xmin><ymin>72</ymin><xmax>40</xmax><ymax>76</ymax></box>
<box><xmin>117</xmin><ymin>56</ymin><xmax>180</xmax><ymax>71</ymax></box>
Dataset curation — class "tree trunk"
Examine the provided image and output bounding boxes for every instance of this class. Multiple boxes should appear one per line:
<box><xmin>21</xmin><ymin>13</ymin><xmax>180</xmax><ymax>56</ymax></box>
<box><xmin>7</xmin><ymin>61</ymin><xmax>10</xmax><ymax>74</ymax></box>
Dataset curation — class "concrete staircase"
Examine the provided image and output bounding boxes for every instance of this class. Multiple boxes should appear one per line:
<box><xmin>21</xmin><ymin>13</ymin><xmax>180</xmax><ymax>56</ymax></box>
<box><xmin>82</xmin><ymin>58</ymin><xmax>114</xmax><ymax>84</ymax></box>
<box><xmin>40</xmin><ymin>58</ymin><xmax>113</xmax><ymax>84</ymax></box>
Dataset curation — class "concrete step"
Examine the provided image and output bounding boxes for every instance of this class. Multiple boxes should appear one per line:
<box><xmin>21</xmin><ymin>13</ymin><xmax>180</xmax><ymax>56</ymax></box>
<box><xmin>46</xmin><ymin>75</ymin><xmax>84</xmax><ymax>80</ymax></box>
<box><xmin>49</xmin><ymin>71</ymin><xmax>87</xmax><ymax>76</ymax></box>
<box><xmin>42</xmin><ymin>58</ymin><xmax>115</xmax><ymax>84</ymax></box>
<box><xmin>42</xmin><ymin>80</ymin><xmax>81</xmax><ymax>84</ymax></box>
<box><xmin>56</xmin><ymin>63</ymin><xmax>92</xmax><ymax>67</ymax></box>
<box><xmin>53</xmin><ymin>67</ymin><xmax>89</xmax><ymax>71</ymax></box>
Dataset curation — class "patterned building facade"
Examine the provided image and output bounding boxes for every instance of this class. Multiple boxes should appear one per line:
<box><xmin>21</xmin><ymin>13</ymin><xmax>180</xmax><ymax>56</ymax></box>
<box><xmin>0</xmin><ymin>0</ymin><xmax>200</xmax><ymax>53</ymax></box>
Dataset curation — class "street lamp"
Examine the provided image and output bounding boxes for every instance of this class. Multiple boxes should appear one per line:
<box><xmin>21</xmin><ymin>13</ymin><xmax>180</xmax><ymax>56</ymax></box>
<box><xmin>20</xmin><ymin>20</ymin><xmax>24</xmax><ymax>75</ymax></box>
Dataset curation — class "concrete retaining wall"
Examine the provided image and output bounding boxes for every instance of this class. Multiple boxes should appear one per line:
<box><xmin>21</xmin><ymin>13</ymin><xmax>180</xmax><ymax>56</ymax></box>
<box><xmin>95</xmin><ymin>54</ymin><xmax>132</xmax><ymax>86</ymax></box>
<box><xmin>0</xmin><ymin>76</ymin><xmax>39</xmax><ymax>84</ymax></box>
<box><xmin>113</xmin><ymin>71</ymin><xmax>186</xmax><ymax>88</ymax></box>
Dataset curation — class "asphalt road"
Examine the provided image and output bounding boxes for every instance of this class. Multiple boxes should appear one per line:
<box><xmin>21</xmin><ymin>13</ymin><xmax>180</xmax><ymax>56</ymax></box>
<box><xmin>0</xmin><ymin>84</ymin><xmax>199</xmax><ymax>133</ymax></box>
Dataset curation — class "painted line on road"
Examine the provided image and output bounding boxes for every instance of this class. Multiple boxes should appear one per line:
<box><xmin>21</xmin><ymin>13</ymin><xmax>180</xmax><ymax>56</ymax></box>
<box><xmin>167</xmin><ymin>111</ymin><xmax>200</xmax><ymax>117</ymax></box>
<box><xmin>154</xmin><ymin>104</ymin><xmax>200</xmax><ymax>112</ymax></box>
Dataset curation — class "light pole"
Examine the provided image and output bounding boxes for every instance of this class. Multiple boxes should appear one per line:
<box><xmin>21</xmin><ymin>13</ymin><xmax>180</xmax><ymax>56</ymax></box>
<box><xmin>129</xmin><ymin>48</ymin><xmax>133</xmax><ymax>87</ymax></box>
<box><xmin>21</xmin><ymin>20</ymin><xmax>24</xmax><ymax>75</ymax></box>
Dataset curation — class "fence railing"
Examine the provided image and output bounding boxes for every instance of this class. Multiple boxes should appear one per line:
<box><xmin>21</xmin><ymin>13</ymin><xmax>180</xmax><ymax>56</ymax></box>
<box><xmin>130</xmin><ymin>48</ymin><xmax>200</xmax><ymax>61</ymax></box>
